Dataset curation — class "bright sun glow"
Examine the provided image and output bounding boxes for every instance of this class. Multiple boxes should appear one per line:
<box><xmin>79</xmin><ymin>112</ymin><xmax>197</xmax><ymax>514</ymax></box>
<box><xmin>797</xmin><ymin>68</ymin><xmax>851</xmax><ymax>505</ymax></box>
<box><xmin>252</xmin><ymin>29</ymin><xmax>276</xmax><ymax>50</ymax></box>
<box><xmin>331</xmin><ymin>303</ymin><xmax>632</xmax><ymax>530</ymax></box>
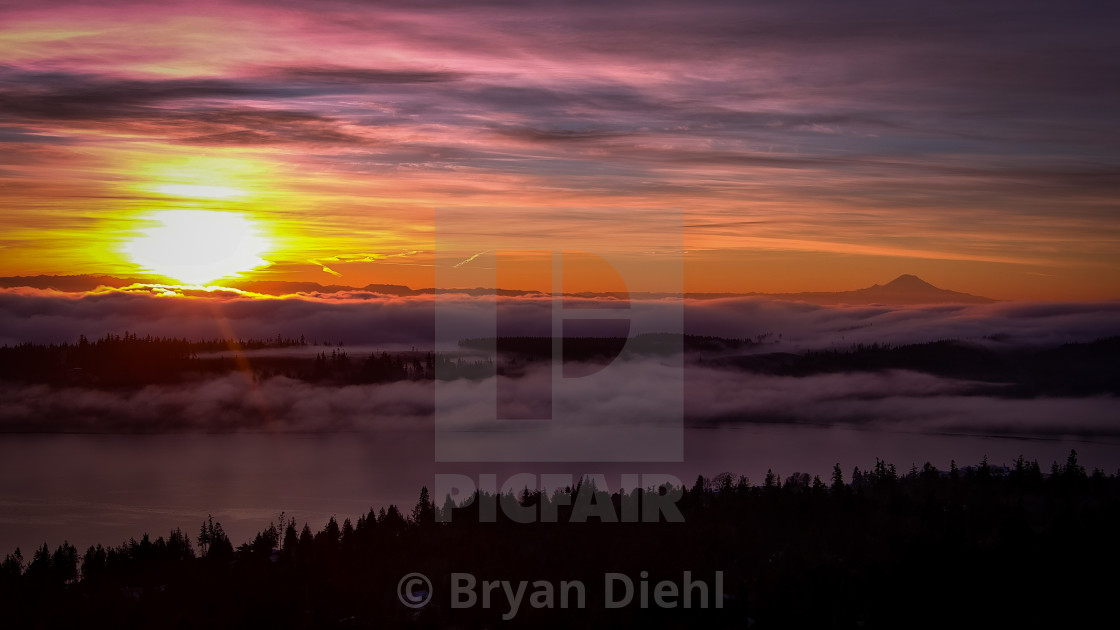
<box><xmin>151</xmin><ymin>183</ymin><xmax>248</xmax><ymax>200</ymax></box>
<box><xmin>124</xmin><ymin>210</ymin><xmax>271</xmax><ymax>285</ymax></box>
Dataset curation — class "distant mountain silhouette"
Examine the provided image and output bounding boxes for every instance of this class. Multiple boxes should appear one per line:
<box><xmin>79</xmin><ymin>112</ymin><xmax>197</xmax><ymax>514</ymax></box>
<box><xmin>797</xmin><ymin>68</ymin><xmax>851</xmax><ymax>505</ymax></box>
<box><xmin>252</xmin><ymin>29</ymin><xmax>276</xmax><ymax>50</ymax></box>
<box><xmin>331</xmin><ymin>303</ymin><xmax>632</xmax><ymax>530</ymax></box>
<box><xmin>0</xmin><ymin>273</ymin><xmax>994</xmax><ymax>304</ymax></box>
<box><xmin>0</xmin><ymin>274</ymin><xmax>145</xmax><ymax>292</ymax></box>
<box><xmin>765</xmin><ymin>274</ymin><xmax>996</xmax><ymax>305</ymax></box>
<box><xmin>227</xmin><ymin>280</ymin><xmax>422</xmax><ymax>296</ymax></box>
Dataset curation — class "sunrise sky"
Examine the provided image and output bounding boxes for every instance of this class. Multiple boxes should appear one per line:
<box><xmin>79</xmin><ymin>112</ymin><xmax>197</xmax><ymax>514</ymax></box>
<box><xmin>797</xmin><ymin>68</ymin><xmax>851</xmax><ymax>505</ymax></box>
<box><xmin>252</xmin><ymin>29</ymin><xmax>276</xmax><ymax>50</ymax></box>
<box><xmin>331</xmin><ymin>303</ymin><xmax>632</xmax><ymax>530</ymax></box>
<box><xmin>1</xmin><ymin>0</ymin><xmax>1117</xmax><ymax>299</ymax></box>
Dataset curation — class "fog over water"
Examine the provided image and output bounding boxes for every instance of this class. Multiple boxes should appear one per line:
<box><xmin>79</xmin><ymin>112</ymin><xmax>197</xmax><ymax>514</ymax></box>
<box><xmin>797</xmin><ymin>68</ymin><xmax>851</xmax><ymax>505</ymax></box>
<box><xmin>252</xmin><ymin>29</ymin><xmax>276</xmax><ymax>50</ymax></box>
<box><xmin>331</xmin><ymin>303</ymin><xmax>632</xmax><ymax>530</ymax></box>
<box><xmin>3</xmin><ymin>427</ymin><xmax>1120</xmax><ymax>556</ymax></box>
<box><xmin>2</xmin><ymin>289</ymin><xmax>1118</xmax><ymax>555</ymax></box>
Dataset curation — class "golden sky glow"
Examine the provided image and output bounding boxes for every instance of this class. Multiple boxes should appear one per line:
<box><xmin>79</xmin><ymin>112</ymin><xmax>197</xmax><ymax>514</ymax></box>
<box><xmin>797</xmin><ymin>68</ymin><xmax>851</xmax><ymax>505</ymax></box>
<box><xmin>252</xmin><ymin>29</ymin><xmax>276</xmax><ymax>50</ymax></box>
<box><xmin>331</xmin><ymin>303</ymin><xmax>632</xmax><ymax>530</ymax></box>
<box><xmin>0</xmin><ymin>1</ymin><xmax>1117</xmax><ymax>299</ymax></box>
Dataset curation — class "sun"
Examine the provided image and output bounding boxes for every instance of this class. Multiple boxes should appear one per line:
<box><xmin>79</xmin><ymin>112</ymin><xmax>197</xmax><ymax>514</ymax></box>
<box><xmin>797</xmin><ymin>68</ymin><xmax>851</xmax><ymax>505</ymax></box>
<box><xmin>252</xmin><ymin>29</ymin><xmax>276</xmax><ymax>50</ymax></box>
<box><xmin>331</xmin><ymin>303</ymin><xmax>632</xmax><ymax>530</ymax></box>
<box><xmin>124</xmin><ymin>210</ymin><xmax>272</xmax><ymax>285</ymax></box>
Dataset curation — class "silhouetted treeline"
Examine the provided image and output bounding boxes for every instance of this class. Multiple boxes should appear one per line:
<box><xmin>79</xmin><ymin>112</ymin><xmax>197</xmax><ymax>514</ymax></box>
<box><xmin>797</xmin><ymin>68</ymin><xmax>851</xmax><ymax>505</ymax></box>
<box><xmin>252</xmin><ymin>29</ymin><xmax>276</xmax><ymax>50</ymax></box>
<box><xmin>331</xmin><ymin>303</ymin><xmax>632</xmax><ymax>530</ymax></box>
<box><xmin>713</xmin><ymin>336</ymin><xmax>1120</xmax><ymax>396</ymax></box>
<box><xmin>3</xmin><ymin>333</ymin><xmax>1118</xmax><ymax>395</ymax></box>
<box><xmin>0</xmin><ymin>333</ymin><xmax>306</xmax><ymax>387</ymax></box>
<box><xmin>460</xmin><ymin>333</ymin><xmax>753</xmax><ymax>359</ymax></box>
<box><xmin>306</xmin><ymin>349</ymin><xmax>492</xmax><ymax>383</ymax></box>
<box><xmin>2</xmin><ymin>452</ymin><xmax>1119</xmax><ymax>628</ymax></box>
<box><xmin>0</xmin><ymin>334</ymin><xmax>492</xmax><ymax>388</ymax></box>
<box><xmin>461</xmin><ymin>333</ymin><xmax>751</xmax><ymax>376</ymax></box>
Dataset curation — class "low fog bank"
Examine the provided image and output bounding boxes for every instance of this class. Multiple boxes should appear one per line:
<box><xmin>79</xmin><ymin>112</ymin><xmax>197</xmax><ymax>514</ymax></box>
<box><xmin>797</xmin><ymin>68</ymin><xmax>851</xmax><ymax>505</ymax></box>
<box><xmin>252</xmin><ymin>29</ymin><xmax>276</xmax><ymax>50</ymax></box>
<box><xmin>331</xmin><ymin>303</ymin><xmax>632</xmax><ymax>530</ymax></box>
<box><xmin>3</xmin><ymin>288</ymin><xmax>1119</xmax><ymax>350</ymax></box>
<box><xmin>3</xmin><ymin>289</ymin><xmax>1117</xmax><ymax>439</ymax></box>
<box><xmin>3</xmin><ymin>362</ymin><xmax>1117</xmax><ymax>440</ymax></box>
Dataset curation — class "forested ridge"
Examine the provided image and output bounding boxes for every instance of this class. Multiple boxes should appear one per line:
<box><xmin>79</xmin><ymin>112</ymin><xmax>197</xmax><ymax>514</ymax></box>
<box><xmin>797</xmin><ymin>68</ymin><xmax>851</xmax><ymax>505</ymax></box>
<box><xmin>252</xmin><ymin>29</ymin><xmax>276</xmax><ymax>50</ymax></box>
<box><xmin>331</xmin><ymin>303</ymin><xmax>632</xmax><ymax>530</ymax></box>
<box><xmin>0</xmin><ymin>333</ymin><xmax>491</xmax><ymax>387</ymax></box>
<box><xmin>2</xmin><ymin>452</ymin><xmax>1118</xmax><ymax>628</ymax></box>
